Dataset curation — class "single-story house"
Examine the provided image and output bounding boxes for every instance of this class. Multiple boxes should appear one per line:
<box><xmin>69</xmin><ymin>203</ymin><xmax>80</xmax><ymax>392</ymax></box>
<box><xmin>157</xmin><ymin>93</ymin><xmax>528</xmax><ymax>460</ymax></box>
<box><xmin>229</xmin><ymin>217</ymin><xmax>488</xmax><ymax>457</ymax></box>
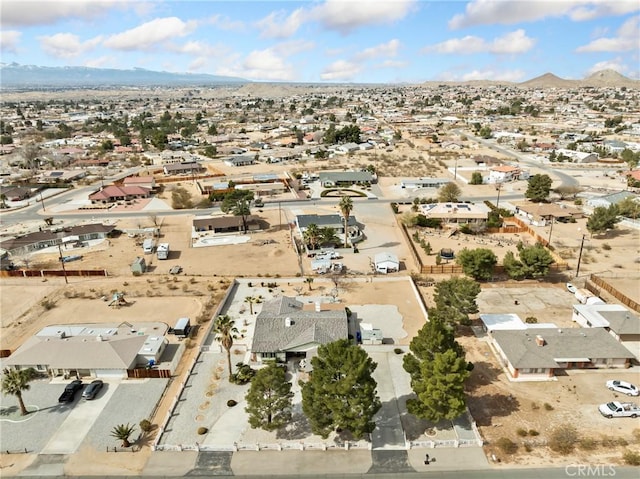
<box><xmin>38</xmin><ymin>170</ymin><xmax>87</xmax><ymax>183</ymax></box>
<box><xmin>479</xmin><ymin>314</ymin><xmax>557</xmax><ymax>334</ymax></box>
<box><xmin>572</xmin><ymin>304</ymin><xmax>640</xmax><ymax>360</ymax></box>
<box><xmin>374</xmin><ymin>252</ymin><xmax>399</xmax><ymax>274</ymax></box>
<box><xmin>224</xmin><ymin>155</ymin><xmax>256</xmax><ymax>167</ymax></box>
<box><xmin>587</xmin><ymin>191</ymin><xmax>637</xmax><ymax>209</ymax></box>
<box><xmin>123</xmin><ymin>175</ymin><xmax>156</xmax><ymax>190</ymax></box>
<box><xmin>400</xmin><ymin>178</ymin><xmax>450</xmax><ymax>189</ymax></box>
<box><xmin>4</xmin><ymin>323</ymin><xmax>169</xmax><ymax>379</ymax></box>
<box><xmin>250</xmin><ymin>296</ymin><xmax>348</xmax><ymax>363</ymax></box>
<box><xmin>555</xmin><ymin>149</ymin><xmax>599</xmax><ymax>163</ymax></box>
<box><xmin>419</xmin><ymin>202</ymin><xmax>490</xmax><ymax>225</ymax></box>
<box><xmin>295</xmin><ymin>214</ymin><xmax>363</xmax><ymax>246</ymax></box>
<box><xmin>0</xmin><ymin>186</ymin><xmax>33</xmax><ymax>201</ymax></box>
<box><xmin>514</xmin><ymin>202</ymin><xmax>583</xmax><ymax>226</ymax></box>
<box><xmin>193</xmin><ymin>215</ymin><xmax>262</xmax><ymax>233</ymax></box>
<box><xmin>335</xmin><ymin>143</ymin><xmax>361</xmax><ymax>155</ymax></box>
<box><xmin>89</xmin><ymin>185</ymin><xmax>150</xmax><ymax>204</ymax></box>
<box><xmin>491</xmin><ymin>327</ymin><xmax>635</xmax><ymax>381</ymax></box>
<box><xmin>0</xmin><ymin>223</ymin><xmax>115</xmax><ymax>257</ymax></box>
<box><xmin>318</xmin><ymin>171</ymin><xmax>376</xmax><ymax>187</ymax></box>
<box><xmin>163</xmin><ymin>161</ymin><xmax>205</xmax><ymax>176</ymax></box>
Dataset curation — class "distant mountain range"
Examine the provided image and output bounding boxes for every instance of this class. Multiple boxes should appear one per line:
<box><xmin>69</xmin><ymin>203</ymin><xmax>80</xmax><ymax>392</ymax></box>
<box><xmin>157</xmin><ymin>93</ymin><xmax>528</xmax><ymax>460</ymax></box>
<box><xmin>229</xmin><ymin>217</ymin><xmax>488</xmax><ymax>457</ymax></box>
<box><xmin>425</xmin><ymin>69</ymin><xmax>639</xmax><ymax>88</ymax></box>
<box><xmin>0</xmin><ymin>63</ymin><xmax>248</xmax><ymax>89</ymax></box>
<box><xmin>0</xmin><ymin>63</ymin><xmax>638</xmax><ymax>89</ymax></box>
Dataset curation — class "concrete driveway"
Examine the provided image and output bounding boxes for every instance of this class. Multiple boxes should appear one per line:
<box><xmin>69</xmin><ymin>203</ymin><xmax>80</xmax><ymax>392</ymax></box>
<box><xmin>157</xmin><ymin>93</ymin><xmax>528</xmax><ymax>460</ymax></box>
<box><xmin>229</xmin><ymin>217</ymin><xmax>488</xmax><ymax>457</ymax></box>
<box><xmin>40</xmin><ymin>382</ymin><xmax>118</xmax><ymax>454</ymax></box>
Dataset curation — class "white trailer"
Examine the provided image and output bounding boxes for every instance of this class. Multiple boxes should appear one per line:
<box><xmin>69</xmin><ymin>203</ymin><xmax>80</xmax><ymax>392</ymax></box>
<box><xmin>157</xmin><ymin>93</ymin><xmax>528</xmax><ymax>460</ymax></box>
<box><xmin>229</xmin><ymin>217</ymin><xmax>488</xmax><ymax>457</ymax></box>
<box><xmin>157</xmin><ymin>243</ymin><xmax>170</xmax><ymax>260</ymax></box>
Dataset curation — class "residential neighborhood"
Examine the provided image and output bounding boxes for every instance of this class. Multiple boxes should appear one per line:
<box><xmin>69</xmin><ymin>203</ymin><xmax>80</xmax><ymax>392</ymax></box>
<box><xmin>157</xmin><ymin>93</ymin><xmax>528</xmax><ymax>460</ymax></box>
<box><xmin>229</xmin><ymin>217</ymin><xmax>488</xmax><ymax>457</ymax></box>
<box><xmin>1</xmin><ymin>56</ymin><xmax>640</xmax><ymax>479</ymax></box>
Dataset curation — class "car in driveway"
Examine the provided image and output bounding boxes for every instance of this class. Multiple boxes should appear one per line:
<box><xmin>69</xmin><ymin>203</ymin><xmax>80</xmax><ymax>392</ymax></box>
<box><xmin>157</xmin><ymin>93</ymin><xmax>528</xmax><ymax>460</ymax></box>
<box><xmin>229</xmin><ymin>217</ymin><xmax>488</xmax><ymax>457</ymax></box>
<box><xmin>58</xmin><ymin>379</ymin><xmax>83</xmax><ymax>403</ymax></box>
<box><xmin>599</xmin><ymin>401</ymin><xmax>640</xmax><ymax>418</ymax></box>
<box><xmin>606</xmin><ymin>380</ymin><xmax>639</xmax><ymax>396</ymax></box>
<box><xmin>82</xmin><ymin>380</ymin><xmax>104</xmax><ymax>400</ymax></box>
<box><xmin>566</xmin><ymin>282</ymin><xmax>577</xmax><ymax>294</ymax></box>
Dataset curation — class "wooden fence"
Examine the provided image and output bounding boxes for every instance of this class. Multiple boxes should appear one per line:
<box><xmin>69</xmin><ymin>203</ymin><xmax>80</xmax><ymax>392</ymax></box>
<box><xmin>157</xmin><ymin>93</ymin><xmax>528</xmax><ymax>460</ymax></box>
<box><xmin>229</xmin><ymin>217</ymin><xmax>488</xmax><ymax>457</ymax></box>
<box><xmin>421</xmin><ymin>264</ymin><xmax>464</xmax><ymax>275</ymax></box>
<box><xmin>0</xmin><ymin>269</ymin><xmax>108</xmax><ymax>278</ymax></box>
<box><xmin>127</xmin><ymin>368</ymin><xmax>171</xmax><ymax>379</ymax></box>
<box><xmin>586</xmin><ymin>275</ymin><xmax>640</xmax><ymax>313</ymax></box>
<box><xmin>0</xmin><ymin>350</ymin><xmax>11</xmax><ymax>358</ymax></box>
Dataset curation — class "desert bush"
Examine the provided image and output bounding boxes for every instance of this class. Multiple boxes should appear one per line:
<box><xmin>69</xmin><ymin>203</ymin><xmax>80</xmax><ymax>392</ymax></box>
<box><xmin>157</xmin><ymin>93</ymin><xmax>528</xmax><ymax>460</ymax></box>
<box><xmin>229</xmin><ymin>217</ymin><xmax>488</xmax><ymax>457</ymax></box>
<box><xmin>543</xmin><ymin>403</ymin><xmax>554</xmax><ymax>411</ymax></box>
<box><xmin>197</xmin><ymin>427</ymin><xmax>208</xmax><ymax>435</ymax></box>
<box><xmin>394</xmin><ymin>348</ymin><xmax>403</xmax><ymax>355</ymax></box>
<box><xmin>602</xmin><ymin>243</ymin><xmax>612</xmax><ymax>251</ymax></box>
<box><xmin>495</xmin><ymin>437</ymin><xmax>518</xmax><ymax>454</ymax></box>
<box><xmin>602</xmin><ymin>436</ymin><xmax>628</xmax><ymax>447</ymax></box>
<box><xmin>623</xmin><ymin>450</ymin><xmax>640</xmax><ymax>466</ymax></box>
<box><xmin>516</xmin><ymin>428</ymin><xmax>528</xmax><ymax>437</ymax></box>
<box><xmin>633</xmin><ymin>428</ymin><xmax>640</xmax><ymax>442</ymax></box>
<box><xmin>41</xmin><ymin>299</ymin><xmax>56</xmax><ymax>310</ymax></box>
<box><xmin>227</xmin><ymin>399</ymin><xmax>237</xmax><ymax>408</ymax></box>
<box><xmin>531</xmin><ymin>402</ymin><xmax>539</xmax><ymax>410</ymax></box>
<box><xmin>529</xmin><ymin>430</ymin><xmax>539</xmax><ymax>436</ymax></box>
<box><xmin>524</xmin><ymin>443</ymin><xmax>533</xmax><ymax>452</ymax></box>
<box><xmin>549</xmin><ymin>424</ymin><xmax>578</xmax><ymax>455</ymax></box>
<box><xmin>139</xmin><ymin>419</ymin><xmax>152</xmax><ymax>432</ymax></box>
<box><xmin>579</xmin><ymin>437</ymin><xmax>598</xmax><ymax>450</ymax></box>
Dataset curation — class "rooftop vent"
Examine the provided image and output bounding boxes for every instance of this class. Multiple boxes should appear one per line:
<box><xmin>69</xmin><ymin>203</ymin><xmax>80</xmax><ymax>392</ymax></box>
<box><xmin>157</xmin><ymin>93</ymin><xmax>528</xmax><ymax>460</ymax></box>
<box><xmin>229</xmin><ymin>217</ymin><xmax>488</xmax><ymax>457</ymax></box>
<box><xmin>285</xmin><ymin>317</ymin><xmax>292</xmax><ymax>327</ymax></box>
<box><xmin>535</xmin><ymin>335</ymin><xmax>545</xmax><ymax>347</ymax></box>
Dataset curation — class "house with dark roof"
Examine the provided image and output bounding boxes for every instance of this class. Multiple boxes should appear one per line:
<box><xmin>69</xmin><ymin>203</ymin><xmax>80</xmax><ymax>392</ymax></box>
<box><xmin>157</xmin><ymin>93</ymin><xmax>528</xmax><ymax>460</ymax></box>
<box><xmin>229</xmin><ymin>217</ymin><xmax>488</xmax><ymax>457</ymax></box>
<box><xmin>162</xmin><ymin>161</ymin><xmax>205</xmax><ymax>176</ymax></box>
<box><xmin>491</xmin><ymin>327</ymin><xmax>634</xmax><ymax>381</ymax></box>
<box><xmin>224</xmin><ymin>155</ymin><xmax>256</xmax><ymax>167</ymax></box>
<box><xmin>295</xmin><ymin>214</ymin><xmax>363</xmax><ymax>246</ymax></box>
<box><xmin>193</xmin><ymin>215</ymin><xmax>263</xmax><ymax>233</ymax></box>
<box><xmin>250</xmin><ymin>296</ymin><xmax>348</xmax><ymax>363</ymax></box>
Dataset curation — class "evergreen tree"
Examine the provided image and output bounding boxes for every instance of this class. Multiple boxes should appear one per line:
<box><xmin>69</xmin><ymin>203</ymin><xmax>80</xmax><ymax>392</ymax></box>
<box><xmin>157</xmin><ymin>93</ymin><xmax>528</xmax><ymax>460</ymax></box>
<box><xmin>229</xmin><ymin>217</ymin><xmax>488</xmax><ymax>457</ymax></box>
<box><xmin>437</xmin><ymin>183</ymin><xmax>462</xmax><ymax>203</ymax></box>
<box><xmin>301</xmin><ymin>339</ymin><xmax>380</xmax><ymax>439</ymax></box>
<box><xmin>221</xmin><ymin>189</ymin><xmax>254</xmax><ymax>232</ymax></box>
<box><xmin>406</xmin><ymin>349</ymin><xmax>470</xmax><ymax>422</ymax></box>
<box><xmin>456</xmin><ymin>248</ymin><xmax>497</xmax><ymax>281</ymax></box>
<box><xmin>525</xmin><ymin>174</ymin><xmax>553</xmax><ymax>202</ymax></box>
<box><xmin>503</xmin><ymin>243</ymin><xmax>555</xmax><ymax>279</ymax></box>
<box><xmin>586</xmin><ymin>205</ymin><xmax>621</xmax><ymax>235</ymax></box>
<box><xmin>245</xmin><ymin>363</ymin><xmax>293</xmax><ymax>431</ymax></box>
<box><xmin>434</xmin><ymin>277</ymin><xmax>480</xmax><ymax>317</ymax></box>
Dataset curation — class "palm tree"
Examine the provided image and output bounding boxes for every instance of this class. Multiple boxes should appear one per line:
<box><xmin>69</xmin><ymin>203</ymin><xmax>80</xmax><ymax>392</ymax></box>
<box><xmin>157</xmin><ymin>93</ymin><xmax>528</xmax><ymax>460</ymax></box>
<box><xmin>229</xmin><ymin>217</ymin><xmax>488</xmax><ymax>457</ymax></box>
<box><xmin>338</xmin><ymin>195</ymin><xmax>353</xmax><ymax>248</ymax></box>
<box><xmin>319</xmin><ymin>227</ymin><xmax>339</xmax><ymax>247</ymax></box>
<box><xmin>305</xmin><ymin>277</ymin><xmax>314</xmax><ymax>291</ymax></box>
<box><xmin>110</xmin><ymin>423</ymin><xmax>136</xmax><ymax>448</ymax></box>
<box><xmin>214</xmin><ymin>315</ymin><xmax>239</xmax><ymax>377</ymax></box>
<box><xmin>1</xmin><ymin>367</ymin><xmax>37</xmax><ymax>416</ymax></box>
<box><xmin>244</xmin><ymin>295</ymin><xmax>262</xmax><ymax>315</ymax></box>
<box><xmin>302</xmin><ymin>223</ymin><xmax>320</xmax><ymax>251</ymax></box>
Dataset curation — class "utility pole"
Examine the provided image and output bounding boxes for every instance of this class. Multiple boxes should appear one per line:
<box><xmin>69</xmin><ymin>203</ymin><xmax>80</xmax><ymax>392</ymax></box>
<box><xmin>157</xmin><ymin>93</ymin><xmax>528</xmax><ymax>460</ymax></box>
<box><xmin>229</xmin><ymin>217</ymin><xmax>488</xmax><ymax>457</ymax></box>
<box><xmin>575</xmin><ymin>233</ymin><xmax>587</xmax><ymax>278</ymax></box>
<box><xmin>547</xmin><ymin>217</ymin><xmax>554</xmax><ymax>246</ymax></box>
<box><xmin>278</xmin><ymin>202</ymin><xmax>282</xmax><ymax>230</ymax></box>
<box><xmin>57</xmin><ymin>243</ymin><xmax>68</xmax><ymax>284</ymax></box>
<box><xmin>495</xmin><ymin>181</ymin><xmax>503</xmax><ymax>208</ymax></box>
<box><xmin>40</xmin><ymin>191</ymin><xmax>46</xmax><ymax>212</ymax></box>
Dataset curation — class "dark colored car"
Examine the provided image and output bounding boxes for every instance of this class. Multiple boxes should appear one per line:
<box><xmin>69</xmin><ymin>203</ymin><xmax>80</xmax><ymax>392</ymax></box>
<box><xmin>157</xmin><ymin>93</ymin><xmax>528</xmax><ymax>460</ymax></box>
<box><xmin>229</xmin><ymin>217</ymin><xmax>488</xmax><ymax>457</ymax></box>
<box><xmin>82</xmin><ymin>380</ymin><xmax>104</xmax><ymax>400</ymax></box>
<box><xmin>58</xmin><ymin>379</ymin><xmax>83</xmax><ymax>403</ymax></box>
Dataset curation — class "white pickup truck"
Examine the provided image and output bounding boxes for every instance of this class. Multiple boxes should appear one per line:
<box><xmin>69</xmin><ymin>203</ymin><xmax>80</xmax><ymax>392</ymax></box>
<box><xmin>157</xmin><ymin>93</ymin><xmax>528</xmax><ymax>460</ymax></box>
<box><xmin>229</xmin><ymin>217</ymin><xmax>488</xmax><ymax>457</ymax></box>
<box><xmin>599</xmin><ymin>401</ymin><xmax>640</xmax><ymax>418</ymax></box>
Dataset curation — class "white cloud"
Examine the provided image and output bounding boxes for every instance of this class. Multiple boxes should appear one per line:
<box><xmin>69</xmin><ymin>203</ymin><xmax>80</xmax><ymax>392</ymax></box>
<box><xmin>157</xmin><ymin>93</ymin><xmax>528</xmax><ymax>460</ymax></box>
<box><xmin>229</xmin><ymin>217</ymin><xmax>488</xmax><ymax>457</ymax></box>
<box><xmin>255</xmin><ymin>8</ymin><xmax>307</xmax><ymax>39</ymax></box>
<box><xmin>586</xmin><ymin>58</ymin><xmax>629</xmax><ymax>75</ymax></box>
<box><xmin>0</xmin><ymin>30</ymin><xmax>21</xmax><ymax>53</ymax></box>
<box><xmin>206</xmin><ymin>14</ymin><xmax>245</xmax><ymax>32</ymax></box>
<box><xmin>38</xmin><ymin>33</ymin><xmax>102</xmax><ymax>58</ymax></box>
<box><xmin>449</xmin><ymin>0</ymin><xmax>640</xmax><ymax>29</ymax></box>
<box><xmin>272</xmin><ymin>39</ymin><xmax>315</xmax><ymax>56</ymax></box>
<box><xmin>424</xmin><ymin>30</ymin><xmax>535</xmax><ymax>55</ymax></box>
<box><xmin>167</xmin><ymin>40</ymin><xmax>230</xmax><ymax>59</ymax></box>
<box><xmin>216</xmin><ymin>48</ymin><xmax>296</xmax><ymax>81</ymax></box>
<box><xmin>312</xmin><ymin>0</ymin><xmax>416</xmax><ymax>34</ymax></box>
<box><xmin>84</xmin><ymin>55</ymin><xmax>113</xmax><ymax>68</ymax></box>
<box><xmin>378</xmin><ymin>59</ymin><xmax>409</xmax><ymax>69</ymax></box>
<box><xmin>437</xmin><ymin>68</ymin><xmax>526</xmax><ymax>82</ymax></box>
<box><xmin>103</xmin><ymin>17</ymin><xmax>196</xmax><ymax>51</ymax></box>
<box><xmin>577</xmin><ymin>15</ymin><xmax>640</xmax><ymax>52</ymax></box>
<box><xmin>1</xmin><ymin>1</ymin><xmax>121</xmax><ymax>27</ymax></box>
<box><xmin>355</xmin><ymin>39</ymin><xmax>401</xmax><ymax>60</ymax></box>
<box><xmin>320</xmin><ymin>59</ymin><xmax>362</xmax><ymax>80</ymax></box>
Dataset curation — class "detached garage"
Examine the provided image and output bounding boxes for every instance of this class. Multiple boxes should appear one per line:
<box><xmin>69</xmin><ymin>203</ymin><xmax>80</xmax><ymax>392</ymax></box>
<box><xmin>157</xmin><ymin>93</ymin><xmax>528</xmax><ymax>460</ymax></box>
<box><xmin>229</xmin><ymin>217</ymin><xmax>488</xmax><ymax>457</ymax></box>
<box><xmin>374</xmin><ymin>252</ymin><xmax>399</xmax><ymax>274</ymax></box>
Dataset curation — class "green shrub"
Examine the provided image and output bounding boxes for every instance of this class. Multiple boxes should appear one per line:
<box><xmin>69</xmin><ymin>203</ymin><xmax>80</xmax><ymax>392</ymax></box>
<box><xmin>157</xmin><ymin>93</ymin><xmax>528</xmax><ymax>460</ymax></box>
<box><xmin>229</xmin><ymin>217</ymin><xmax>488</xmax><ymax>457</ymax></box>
<box><xmin>528</xmin><ymin>429</ymin><xmax>539</xmax><ymax>437</ymax></box>
<box><xmin>227</xmin><ymin>399</ymin><xmax>237</xmax><ymax>408</ymax></box>
<box><xmin>579</xmin><ymin>437</ymin><xmax>598</xmax><ymax>451</ymax></box>
<box><xmin>623</xmin><ymin>450</ymin><xmax>640</xmax><ymax>466</ymax></box>
<box><xmin>524</xmin><ymin>443</ymin><xmax>533</xmax><ymax>452</ymax></box>
<box><xmin>394</xmin><ymin>348</ymin><xmax>403</xmax><ymax>355</ymax></box>
<box><xmin>495</xmin><ymin>437</ymin><xmax>518</xmax><ymax>454</ymax></box>
<box><xmin>602</xmin><ymin>243</ymin><xmax>612</xmax><ymax>251</ymax></box>
<box><xmin>516</xmin><ymin>428</ymin><xmax>528</xmax><ymax>437</ymax></box>
<box><xmin>543</xmin><ymin>402</ymin><xmax>554</xmax><ymax>411</ymax></box>
<box><xmin>197</xmin><ymin>427</ymin><xmax>208</xmax><ymax>435</ymax></box>
<box><xmin>549</xmin><ymin>424</ymin><xmax>578</xmax><ymax>455</ymax></box>
<box><xmin>229</xmin><ymin>363</ymin><xmax>255</xmax><ymax>385</ymax></box>
<box><xmin>139</xmin><ymin>419</ymin><xmax>152</xmax><ymax>432</ymax></box>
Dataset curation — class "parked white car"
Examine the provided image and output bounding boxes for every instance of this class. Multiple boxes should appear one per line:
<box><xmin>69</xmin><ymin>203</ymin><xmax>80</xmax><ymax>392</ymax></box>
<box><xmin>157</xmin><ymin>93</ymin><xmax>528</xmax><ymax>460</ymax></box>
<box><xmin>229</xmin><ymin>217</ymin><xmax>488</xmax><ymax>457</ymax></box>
<box><xmin>606</xmin><ymin>380</ymin><xmax>639</xmax><ymax>396</ymax></box>
<box><xmin>566</xmin><ymin>282</ymin><xmax>577</xmax><ymax>294</ymax></box>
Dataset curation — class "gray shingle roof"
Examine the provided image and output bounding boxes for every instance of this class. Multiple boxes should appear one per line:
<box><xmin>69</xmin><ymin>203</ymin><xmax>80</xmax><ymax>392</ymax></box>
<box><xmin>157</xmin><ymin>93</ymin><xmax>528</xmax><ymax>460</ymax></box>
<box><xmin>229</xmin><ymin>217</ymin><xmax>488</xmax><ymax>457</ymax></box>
<box><xmin>492</xmin><ymin>327</ymin><xmax>634</xmax><ymax>369</ymax></box>
<box><xmin>251</xmin><ymin>296</ymin><xmax>348</xmax><ymax>353</ymax></box>
<box><xmin>600</xmin><ymin>310</ymin><xmax>640</xmax><ymax>335</ymax></box>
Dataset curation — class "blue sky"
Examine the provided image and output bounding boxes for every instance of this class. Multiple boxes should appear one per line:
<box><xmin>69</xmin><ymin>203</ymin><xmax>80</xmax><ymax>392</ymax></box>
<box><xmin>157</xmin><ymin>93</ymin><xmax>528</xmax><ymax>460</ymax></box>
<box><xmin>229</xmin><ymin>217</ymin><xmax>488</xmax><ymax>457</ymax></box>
<box><xmin>1</xmin><ymin>0</ymin><xmax>639</xmax><ymax>83</ymax></box>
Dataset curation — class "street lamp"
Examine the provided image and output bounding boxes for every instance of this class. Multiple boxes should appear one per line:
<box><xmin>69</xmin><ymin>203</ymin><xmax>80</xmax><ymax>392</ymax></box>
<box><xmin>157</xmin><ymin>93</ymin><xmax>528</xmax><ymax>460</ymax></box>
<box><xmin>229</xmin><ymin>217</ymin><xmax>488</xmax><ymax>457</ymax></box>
<box><xmin>547</xmin><ymin>217</ymin><xmax>554</xmax><ymax>246</ymax></box>
<box><xmin>575</xmin><ymin>231</ymin><xmax>587</xmax><ymax>278</ymax></box>
<box><xmin>57</xmin><ymin>243</ymin><xmax>68</xmax><ymax>285</ymax></box>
